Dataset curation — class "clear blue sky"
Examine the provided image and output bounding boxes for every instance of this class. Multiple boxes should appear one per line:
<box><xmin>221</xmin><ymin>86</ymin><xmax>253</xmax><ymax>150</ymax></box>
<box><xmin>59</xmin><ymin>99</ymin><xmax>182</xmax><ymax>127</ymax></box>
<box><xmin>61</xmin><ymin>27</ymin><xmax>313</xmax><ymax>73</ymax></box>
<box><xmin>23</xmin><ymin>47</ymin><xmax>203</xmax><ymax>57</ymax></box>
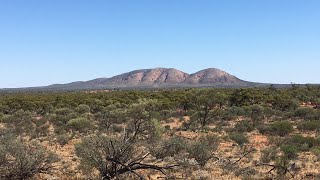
<box><xmin>1</xmin><ymin>0</ymin><xmax>320</xmax><ymax>88</ymax></box>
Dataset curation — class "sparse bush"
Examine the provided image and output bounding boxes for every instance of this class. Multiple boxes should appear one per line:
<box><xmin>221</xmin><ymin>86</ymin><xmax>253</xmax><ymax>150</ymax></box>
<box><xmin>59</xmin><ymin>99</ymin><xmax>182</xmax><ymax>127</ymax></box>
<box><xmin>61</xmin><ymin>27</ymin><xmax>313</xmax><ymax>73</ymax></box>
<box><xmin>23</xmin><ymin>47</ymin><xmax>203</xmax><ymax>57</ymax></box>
<box><xmin>280</xmin><ymin>144</ymin><xmax>298</xmax><ymax>159</ymax></box>
<box><xmin>261</xmin><ymin>147</ymin><xmax>277</xmax><ymax>163</ymax></box>
<box><xmin>297</xmin><ymin>120</ymin><xmax>320</xmax><ymax>131</ymax></box>
<box><xmin>250</xmin><ymin>104</ymin><xmax>264</xmax><ymax>121</ymax></box>
<box><xmin>0</xmin><ymin>131</ymin><xmax>60</xmax><ymax>179</ymax></box>
<box><xmin>51</xmin><ymin>108</ymin><xmax>77</xmax><ymax>126</ymax></box>
<box><xmin>1</xmin><ymin>110</ymin><xmax>35</xmax><ymax>135</ymax></box>
<box><xmin>257</xmin><ymin>124</ymin><xmax>273</xmax><ymax>135</ymax></box>
<box><xmin>268</xmin><ymin>136</ymin><xmax>284</xmax><ymax>147</ymax></box>
<box><xmin>76</xmin><ymin>133</ymin><xmax>179</xmax><ymax>179</ymax></box>
<box><xmin>56</xmin><ymin>132</ymin><xmax>75</xmax><ymax>146</ymax></box>
<box><xmin>264</xmin><ymin>107</ymin><xmax>275</xmax><ymax>118</ymax></box>
<box><xmin>234</xmin><ymin>120</ymin><xmax>255</xmax><ymax>133</ymax></box>
<box><xmin>221</xmin><ymin>110</ymin><xmax>238</xmax><ymax>121</ymax></box>
<box><xmin>151</xmin><ymin>136</ymin><xmax>188</xmax><ymax>159</ymax></box>
<box><xmin>222</xmin><ymin>114</ymin><xmax>236</xmax><ymax>122</ymax></box>
<box><xmin>33</xmin><ymin>124</ymin><xmax>50</xmax><ymax>138</ymax></box>
<box><xmin>188</xmin><ymin>141</ymin><xmax>213</xmax><ymax>167</ymax></box>
<box><xmin>187</xmin><ymin>135</ymin><xmax>219</xmax><ymax>167</ymax></box>
<box><xmin>285</xmin><ymin>135</ymin><xmax>320</xmax><ymax>152</ymax></box>
<box><xmin>229</xmin><ymin>132</ymin><xmax>248</xmax><ymax>146</ymax></box>
<box><xmin>202</xmin><ymin>134</ymin><xmax>220</xmax><ymax>149</ymax></box>
<box><xmin>95</xmin><ymin>105</ymin><xmax>124</xmax><ymax>131</ymax></box>
<box><xmin>294</xmin><ymin>107</ymin><xmax>315</xmax><ymax>119</ymax></box>
<box><xmin>148</xmin><ymin>118</ymin><xmax>165</xmax><ymax>143</ymax></box>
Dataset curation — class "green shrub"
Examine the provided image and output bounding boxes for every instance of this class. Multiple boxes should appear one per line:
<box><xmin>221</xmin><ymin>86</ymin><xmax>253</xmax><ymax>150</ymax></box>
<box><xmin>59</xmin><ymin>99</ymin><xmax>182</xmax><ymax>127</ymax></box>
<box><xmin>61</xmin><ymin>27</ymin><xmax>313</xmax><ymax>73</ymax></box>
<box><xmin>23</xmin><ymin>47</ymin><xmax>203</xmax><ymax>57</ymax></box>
<box><xmin>297</xmin><ymin>120</ymin><xmax>320</xmax><ymax>131</ymax></box>
<box><xmin>0</xmin><ymin>131</ymin><xmax>60</xmax><ymax>179</ymax></box>
<box><xmin>188</xmin><ymin>141</ymin><xmax>213</xmax><ymax>167</ymax></box>
<box><xmin>148</xmin><ymin>118</ymin><xmax>165</xmax><ymax>143</ymax></box>
<box><xmin>51</xmin><ymin>108</ymin><xmax>77</xmax><ymax>126</ymax></box>
<box><xmin>221</xmin><ymin>111</ymin><xmax>237</xmax><ymax>121</ymax></box>
<box><xmin>67</xmin><ymin>117</ymin><xmax>93</xmax><ymax>132</ymax></box>
<box><xmin>264</xmin><ymin>107</ymin><xmax>275</xmax><ymax>118</ymax></box>
<box><xmin>257</xmin><ymin>124</ymin><xmax>274</xmax><ymax>135</ymax></box>
<box><xmin>257</xmin><ymin>121</ymin><xmax>294</xmax><ymax>137</ymax></box>
<box><xmin>55</xmin><ymin>108</ymin><xmax>74</xmax><ymax>116</ymax></box>
<box><xmin>228</xmin><ymin>106</ymin><xmax>246</xmax><ymax>116</ymax></box>
<box><xmin>229</xmin><ymin>132</ymin><xmax>248</xmax><ymax>146</ymax></box>
<box><xmin>261</xmin><ymin>147</ymin><xmax>277</xmax><ymax>163</ymax></box>
<box><xmin>76</xmin><ymin>104</ymin><xmax>91</xmax><ymax>114</ymax></box>
<box><xmin>234</xmin><ymin>120</ymin><xmax>255</xmax><ymax>133</ymax></box>
<box><xmin>271</xmin><ymin>121</ymin><xmax>294</xmax><ymax>136</ymax></box>
<box><xmin>201</xmin><ymin>134</ymin><xmax>219</xmax><ymax>150</ymax></box>
<box><xmin>294</xmin><ymin>107</ymin><xmax>315</xmax><ymax>119</ymax></box>
<box><xmin>286</xmin><ymin>135</ymin><xmax>320</xmax><ymax>152</ymax></box>
<box><xmin>1</xmin><ymin>110</ymin><xmax>35</xmax><ymax>135</ymax></box>
<box><xmin>281</xmin><ymin>144</ymin><xmax>298</xmax><ymax>159</ymax></box>
<box><xmin>150</xmin><ymin>136</ymin><xmax>188</xmax><ymax>159</ymax></box>
<box><xmin>187</xmin><ymin>135</ymin><xmax>219</xmax><ymax>167</ymax></box>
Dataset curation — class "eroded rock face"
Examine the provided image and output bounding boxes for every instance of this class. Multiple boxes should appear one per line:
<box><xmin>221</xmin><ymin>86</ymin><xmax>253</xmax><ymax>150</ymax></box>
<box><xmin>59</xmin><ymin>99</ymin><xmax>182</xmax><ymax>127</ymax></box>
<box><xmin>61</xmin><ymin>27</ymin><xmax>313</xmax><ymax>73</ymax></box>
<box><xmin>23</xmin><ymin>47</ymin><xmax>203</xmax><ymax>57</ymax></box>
<box><xmin>102</xmin><ymin>68</ymin><xmax>244</xmax><ymax>86</ymax></box>
<box><xmin>105</xmin><ymin>68</ymin><xmax>189</xmax><ymax>86</ymax></box>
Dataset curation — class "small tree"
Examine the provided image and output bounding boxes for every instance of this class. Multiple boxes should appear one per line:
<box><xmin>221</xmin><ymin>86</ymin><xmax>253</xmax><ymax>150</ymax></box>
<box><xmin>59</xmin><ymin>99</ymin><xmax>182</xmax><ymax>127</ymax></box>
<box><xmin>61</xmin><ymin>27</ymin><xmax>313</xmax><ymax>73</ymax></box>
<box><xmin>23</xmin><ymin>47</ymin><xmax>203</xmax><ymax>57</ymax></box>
<box><xmin>75</xmin><ymin>99</ymin><xmax>178</xmax><ymax>179</ymax></box>
<box><xmin>95</xmin><ymin>105</ymin><xmax>124</xmax><ymax>131</ymax></box>
<box><xmin>189</xmin><ymin>90</ymin><xmax>226</xmax><ymax>127</ymax></box>
<box><xmin>258</xmin><ymin>147</ymin><xmax>298</xmax><ymax>178</ymax></box>
<box><xmin>75</xmin><ymin>133</ymin><xmax>178</xmax><ymax>179</ymax></box>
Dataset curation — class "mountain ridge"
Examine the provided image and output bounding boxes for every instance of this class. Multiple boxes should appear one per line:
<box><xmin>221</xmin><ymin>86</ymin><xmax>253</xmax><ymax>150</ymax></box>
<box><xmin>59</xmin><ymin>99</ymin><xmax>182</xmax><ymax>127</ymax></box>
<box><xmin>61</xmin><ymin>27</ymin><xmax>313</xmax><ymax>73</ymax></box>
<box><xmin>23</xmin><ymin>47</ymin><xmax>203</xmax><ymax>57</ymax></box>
<box><xmin>41</xmin><ymin>67</ymin><xmax>254</xmax><ymax>90</ymax></box>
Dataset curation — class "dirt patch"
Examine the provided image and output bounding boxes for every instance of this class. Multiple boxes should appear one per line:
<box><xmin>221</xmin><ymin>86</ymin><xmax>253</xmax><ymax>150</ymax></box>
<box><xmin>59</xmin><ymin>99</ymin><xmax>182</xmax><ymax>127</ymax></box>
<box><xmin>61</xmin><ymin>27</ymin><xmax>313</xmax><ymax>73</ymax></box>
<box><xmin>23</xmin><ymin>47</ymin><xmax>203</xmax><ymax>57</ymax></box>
<box><xmin>248</xmin><ymin>134</ymin><xmax>269</xmax><ymax>149</ymax></box>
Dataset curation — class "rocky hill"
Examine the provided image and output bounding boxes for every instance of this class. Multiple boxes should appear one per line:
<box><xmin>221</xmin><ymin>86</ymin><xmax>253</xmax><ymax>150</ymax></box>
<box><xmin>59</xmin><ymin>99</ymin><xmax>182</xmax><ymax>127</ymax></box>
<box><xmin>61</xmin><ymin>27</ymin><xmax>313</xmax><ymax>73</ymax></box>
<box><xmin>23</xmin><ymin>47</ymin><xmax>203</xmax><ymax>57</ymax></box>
<box><xmin>42</xmin><ymin>68</ymin><xmax>255</xmax><ymax>90</ymax></box>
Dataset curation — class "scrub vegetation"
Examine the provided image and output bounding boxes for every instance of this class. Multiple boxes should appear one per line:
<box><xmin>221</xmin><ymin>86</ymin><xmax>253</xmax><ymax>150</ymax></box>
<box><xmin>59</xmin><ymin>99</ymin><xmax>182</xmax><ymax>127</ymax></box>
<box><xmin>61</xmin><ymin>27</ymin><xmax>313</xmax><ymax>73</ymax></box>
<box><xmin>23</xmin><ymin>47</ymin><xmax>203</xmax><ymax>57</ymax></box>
<box><xmin>1</xmin><ymin>86</ymin><xmax>320</xmax><ymax>179</ymax></box>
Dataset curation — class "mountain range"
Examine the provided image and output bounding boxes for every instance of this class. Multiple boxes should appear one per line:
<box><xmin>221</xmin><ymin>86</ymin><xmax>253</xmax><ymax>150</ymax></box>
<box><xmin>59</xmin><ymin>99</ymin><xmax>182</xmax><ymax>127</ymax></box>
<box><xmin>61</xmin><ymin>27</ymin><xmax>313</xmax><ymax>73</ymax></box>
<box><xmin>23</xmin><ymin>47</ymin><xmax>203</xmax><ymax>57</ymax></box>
<box><xmin>38</xmin><ymin>68</ymin><xmax>257</xmax><ymax>90</ymax></box>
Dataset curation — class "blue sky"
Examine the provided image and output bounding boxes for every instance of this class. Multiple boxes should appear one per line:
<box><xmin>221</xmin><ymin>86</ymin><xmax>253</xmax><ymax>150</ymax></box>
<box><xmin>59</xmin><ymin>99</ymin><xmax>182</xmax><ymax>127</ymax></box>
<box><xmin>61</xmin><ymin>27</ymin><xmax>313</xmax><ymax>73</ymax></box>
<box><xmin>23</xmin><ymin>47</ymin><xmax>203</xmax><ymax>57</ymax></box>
<box><xmin>0</xmin><ymin>0</ymin><xmax>320</xmax><ymax>88</ymax></box>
